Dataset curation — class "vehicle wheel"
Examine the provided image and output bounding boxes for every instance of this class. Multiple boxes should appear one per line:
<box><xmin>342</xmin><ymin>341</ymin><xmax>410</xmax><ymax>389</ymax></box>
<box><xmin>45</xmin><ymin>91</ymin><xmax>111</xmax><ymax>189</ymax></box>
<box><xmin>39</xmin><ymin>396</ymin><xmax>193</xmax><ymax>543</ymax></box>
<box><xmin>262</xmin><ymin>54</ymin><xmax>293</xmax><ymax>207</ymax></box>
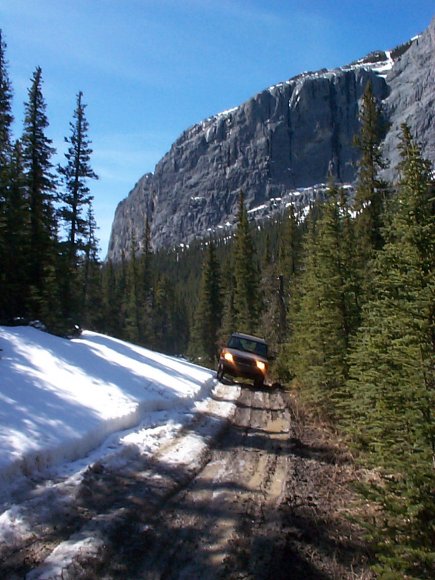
<box><xmin>217</xmin><ymin>365</ymin><xmax>224</xmax><ymax>381</ymax></box>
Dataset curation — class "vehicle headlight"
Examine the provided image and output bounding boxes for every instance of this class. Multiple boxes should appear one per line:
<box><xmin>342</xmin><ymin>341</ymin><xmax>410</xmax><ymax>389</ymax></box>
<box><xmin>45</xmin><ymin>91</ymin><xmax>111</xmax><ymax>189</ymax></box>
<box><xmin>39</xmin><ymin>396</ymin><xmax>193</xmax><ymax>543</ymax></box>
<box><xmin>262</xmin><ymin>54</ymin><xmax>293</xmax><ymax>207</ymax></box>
<box><xmin>224</xmin><ymin>351</ymin><xmax>234</xmax><ymax>363</ymax></box>
<box><xmin>256</xmin><ymin>360</ymin><xmax>266</xmax><ymax>372</ymax></box>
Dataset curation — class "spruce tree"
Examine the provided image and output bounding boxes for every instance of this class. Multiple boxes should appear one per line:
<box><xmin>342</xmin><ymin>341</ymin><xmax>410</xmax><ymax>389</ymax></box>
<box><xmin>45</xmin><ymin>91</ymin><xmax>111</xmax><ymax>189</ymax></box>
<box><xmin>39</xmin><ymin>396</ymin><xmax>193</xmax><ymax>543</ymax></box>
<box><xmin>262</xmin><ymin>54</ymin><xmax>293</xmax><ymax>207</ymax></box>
<box><xmin>232</xmin><ymin>191</ymin><xmax>260</xmax><ymax>334</ymax></box>
<box><xmin>353</xmin><ymin>81</ymin><xmax>388</xmax><ymax>269</ymax></box>
<box><xmin>346</xmin><ymin>125</ymin><xmax>434</xmax><ymax>576</ymax></box>
<box><xmin>1</xmin><ymin>140</ymin><xmax>30</xmax><ymax>318</ymax></box>
<box><xmin>101</xmin><ymin>259</ymin><xmax>121</xmax><ymax>337</ymax></box>
<box><xmin>287</xmin><ymin>184</ymin><xmax>358</xmax><ymax>415</ymax></box>
<box><xmin>219</xmin><ymin>269</ymin><xmax>236</xmax><ymax>345</ymax></box>
<box><xmin>138</xmin><ymin>217</ymin><xmax>153</xmax><ymax>345</ymax></box>
<box><xmin>190</xmin><ymin>241</ymin><xmax>222</xmax><ymax>365</ymax></box>
<box><xmin>81</xmin><ymin>206</ymin><xmax>101</xmax><ymax>329</ymax></box>
<box><xmin>58</xmin><ymin>91</ymin><xmax>98</xmax><ymax>321</ymax></box>
<box><xmin>21</xmin><ymin>67</ymin><xmax>58</xmax><ymax>319</ymax></box>
<box><xmin>124</xmin><ymin>232</ymin><xmax>141</xmax><ymax>343</ymax></box>
<box><xmin>58</xmin><ymin>91</ymin><xmax>98</xmax><ymax>262</ymax></box>
<box><xmin>0</xmin><ymin>29</ymin><xmax>14</xmax><ymax>319</ymax></box>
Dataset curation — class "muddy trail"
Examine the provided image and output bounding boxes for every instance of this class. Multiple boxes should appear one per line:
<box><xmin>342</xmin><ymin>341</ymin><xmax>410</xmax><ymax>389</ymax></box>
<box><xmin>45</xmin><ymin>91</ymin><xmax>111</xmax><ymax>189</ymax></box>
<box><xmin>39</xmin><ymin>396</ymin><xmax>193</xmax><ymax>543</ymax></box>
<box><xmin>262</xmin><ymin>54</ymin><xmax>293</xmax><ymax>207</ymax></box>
<box><xmin>1</xmin><ymin>385</ymin><xmax>373</xmax><ymax>579</ymax></box>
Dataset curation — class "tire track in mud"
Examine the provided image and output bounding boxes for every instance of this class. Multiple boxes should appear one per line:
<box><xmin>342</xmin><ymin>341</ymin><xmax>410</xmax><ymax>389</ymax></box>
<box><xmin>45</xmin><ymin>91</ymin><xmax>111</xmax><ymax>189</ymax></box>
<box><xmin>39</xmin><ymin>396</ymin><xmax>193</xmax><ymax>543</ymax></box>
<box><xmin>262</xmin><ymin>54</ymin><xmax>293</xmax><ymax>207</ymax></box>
<box><xmin>102</xmin><ymin>385</ymin><xmax>372</xmax><ymax>579</ymax></box>
<box><xmin>2</xmin><ymin>385</ymin><xmax>373</xmax><ymax>579</ymax></box>
<box><xmin>104</xmin><ymin>386</ymin><xmax>295</xmax><ymax>579</ymax></box>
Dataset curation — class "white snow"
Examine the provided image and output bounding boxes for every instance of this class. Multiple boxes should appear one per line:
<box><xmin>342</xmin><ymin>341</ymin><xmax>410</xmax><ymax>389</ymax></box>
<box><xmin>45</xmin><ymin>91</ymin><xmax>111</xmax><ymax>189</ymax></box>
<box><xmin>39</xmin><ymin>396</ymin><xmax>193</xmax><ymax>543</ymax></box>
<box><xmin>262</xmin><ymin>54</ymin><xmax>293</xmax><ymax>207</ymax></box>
<box><xmin>0</xmin><ymin>326</ymin><xmax>240</xmax><ymax>575</ymax></box>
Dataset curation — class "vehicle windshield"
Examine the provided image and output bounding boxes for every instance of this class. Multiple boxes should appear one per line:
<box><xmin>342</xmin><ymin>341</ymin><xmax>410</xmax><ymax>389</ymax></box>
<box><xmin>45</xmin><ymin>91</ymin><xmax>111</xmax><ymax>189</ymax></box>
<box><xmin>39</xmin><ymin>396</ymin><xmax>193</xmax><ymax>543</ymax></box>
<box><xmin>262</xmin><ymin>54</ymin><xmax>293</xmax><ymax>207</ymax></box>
<box><xmin>227</xmin><ymin>336</ymin><xmax>268</xmax><ymax>358</ymax></box>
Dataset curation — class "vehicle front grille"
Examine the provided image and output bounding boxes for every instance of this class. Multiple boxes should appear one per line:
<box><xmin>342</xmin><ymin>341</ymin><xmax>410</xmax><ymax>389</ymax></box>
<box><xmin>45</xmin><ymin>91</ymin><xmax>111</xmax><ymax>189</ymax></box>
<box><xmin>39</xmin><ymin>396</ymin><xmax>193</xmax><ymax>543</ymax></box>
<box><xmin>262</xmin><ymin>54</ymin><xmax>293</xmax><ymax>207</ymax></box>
<box><xmin>234</xmin><ymin>355</ymin><xmax>256</xmax><ymax>367</ymax></box>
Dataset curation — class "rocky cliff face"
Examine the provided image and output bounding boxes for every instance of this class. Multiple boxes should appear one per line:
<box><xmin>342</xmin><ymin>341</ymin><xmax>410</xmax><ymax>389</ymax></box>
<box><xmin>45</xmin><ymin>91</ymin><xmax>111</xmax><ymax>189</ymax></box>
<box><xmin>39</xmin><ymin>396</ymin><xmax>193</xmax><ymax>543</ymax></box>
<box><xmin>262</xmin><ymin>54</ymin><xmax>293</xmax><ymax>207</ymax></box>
<box><xmin>108</xmin><ymin>19</ymin><xmax>435</xmax><ymax>260</ymax></box>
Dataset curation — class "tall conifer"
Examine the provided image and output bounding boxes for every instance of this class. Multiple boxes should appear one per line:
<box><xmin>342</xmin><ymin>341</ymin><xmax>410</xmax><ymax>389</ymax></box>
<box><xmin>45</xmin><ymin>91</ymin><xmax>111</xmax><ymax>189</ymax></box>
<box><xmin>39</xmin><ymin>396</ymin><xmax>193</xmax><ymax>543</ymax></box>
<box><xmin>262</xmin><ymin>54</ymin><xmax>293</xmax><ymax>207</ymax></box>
<box><xmin>346</xmin><ymin>125</ymin><xmax>434</xmax><ymax>576</ymax></box>
<box><xmin>1</xmin><ymin>141</ymin><xmax>29</xmax><ymax>317</ymax></box>
<box><xmin>58</xmin><ymin>91</ymin><xmax>98</xmax><ymax>262</ymax></box>
<box><xmin>232</xmin><ymin>191</ymin><xmax>260</xmax><ymax>334</ymax></box>
<box><xmin>21</xmin><ymin>67</ymin><xmax>58</xmax><ymax>318</ymax></box>
<box><xmin>353</xmin><ymin>81</ymin><xmax>388</xmax><ymax>271</ymax></box>
<box><xmin>58</xmin><ymin>91</ymin><xmax>98</xmax><ymax>320</ymax></box>
<box><xmin>0</xmin><ymin>29</ymin><xmax>14</xmax><ymax>319</ymax></box>
<box><xmin>190</xmin><ymin>241</ymin><xmax>222</xmax><ymax>364</ymax></box>
<box><xmin>287</xmin><ymin>184</ymin><xmax>358</xmax><ymax>415</ymax></box>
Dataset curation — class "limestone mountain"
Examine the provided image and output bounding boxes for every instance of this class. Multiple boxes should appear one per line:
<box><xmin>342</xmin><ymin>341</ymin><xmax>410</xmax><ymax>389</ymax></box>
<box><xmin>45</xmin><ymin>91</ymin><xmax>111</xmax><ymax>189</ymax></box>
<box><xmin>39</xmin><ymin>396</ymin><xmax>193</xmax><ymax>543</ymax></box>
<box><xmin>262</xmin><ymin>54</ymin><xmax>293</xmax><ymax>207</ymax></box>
<box><xmin>108</xmin><ymin>18</ymin><xmax>434</xmax><ymax>260</ymax></box>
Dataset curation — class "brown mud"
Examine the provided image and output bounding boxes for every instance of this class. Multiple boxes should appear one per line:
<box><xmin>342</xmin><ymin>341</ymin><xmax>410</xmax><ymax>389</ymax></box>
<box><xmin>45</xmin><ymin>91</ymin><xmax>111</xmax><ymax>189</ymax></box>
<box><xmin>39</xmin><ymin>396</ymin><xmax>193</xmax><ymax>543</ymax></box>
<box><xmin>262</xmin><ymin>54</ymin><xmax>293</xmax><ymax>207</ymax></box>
<box><xmin>0</xmin><ymin>385</ymin><xmax>373</xmax><ymax>579</ymax></box>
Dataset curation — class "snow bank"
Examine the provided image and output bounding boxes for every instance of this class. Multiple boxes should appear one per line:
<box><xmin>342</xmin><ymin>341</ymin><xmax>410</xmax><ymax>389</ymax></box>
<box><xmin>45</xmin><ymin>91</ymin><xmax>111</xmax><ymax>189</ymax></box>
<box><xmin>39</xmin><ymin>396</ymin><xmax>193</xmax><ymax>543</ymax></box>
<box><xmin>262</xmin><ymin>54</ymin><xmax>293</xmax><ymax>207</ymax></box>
<box><xmin>0</xmin><ymin>327</ymin><xmax>220</xmax><ymax>495</ymax></box>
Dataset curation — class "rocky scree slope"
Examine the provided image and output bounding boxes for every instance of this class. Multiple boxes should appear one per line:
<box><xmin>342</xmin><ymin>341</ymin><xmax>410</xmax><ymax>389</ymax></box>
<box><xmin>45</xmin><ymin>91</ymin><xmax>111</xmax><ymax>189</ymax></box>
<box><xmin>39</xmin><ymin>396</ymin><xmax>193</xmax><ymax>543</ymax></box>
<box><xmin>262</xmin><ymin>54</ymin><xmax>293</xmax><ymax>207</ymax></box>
<box><xmin>108</xmin><ymin>18</ymin><xmax>435</xmax><ymax>259</ymax></box>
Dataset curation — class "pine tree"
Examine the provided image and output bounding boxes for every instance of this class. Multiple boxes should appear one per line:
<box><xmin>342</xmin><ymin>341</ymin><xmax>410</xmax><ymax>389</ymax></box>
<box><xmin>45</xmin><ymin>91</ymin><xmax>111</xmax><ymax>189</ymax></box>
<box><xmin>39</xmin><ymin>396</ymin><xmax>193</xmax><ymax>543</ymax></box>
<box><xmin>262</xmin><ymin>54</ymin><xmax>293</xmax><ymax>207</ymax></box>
<box><xmin>21</xmin><ymin>67</ymin><xmax>58</xmax><ymax>319</ymax></box>
<box><xmin>232</xmin><ymin>191</ymin><xmax>260</xmax><ymax>334</ymax></box>
<box><xmin>346</xmin><ymin>125</ymin><xmax>434</xmax><ymax>576</ymax></box>
<box><xmin>190</xmin><ymin>241</ymin><xmax>222</xmax><ymax>365</ymax></box>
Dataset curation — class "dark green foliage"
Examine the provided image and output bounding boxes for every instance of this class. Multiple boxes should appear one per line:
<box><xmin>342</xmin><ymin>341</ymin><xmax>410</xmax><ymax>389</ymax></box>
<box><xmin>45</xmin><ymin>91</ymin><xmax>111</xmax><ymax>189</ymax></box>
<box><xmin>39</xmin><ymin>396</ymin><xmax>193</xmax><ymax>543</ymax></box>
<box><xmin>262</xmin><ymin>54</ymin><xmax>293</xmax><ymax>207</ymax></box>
<box><xmin>124</xmin><ymin>232</ymin><xmax>141</xmax><ymax>343</ymax></box>
<box><xmin>0</xmin><ymin>44</ymin><xmax>100</xmax><ymax>330</ymax></box>
<box><xmin>1</xmin><ymin>140</ymin><xmax>30</xmax><ymax>317</ymax></box>
<box><xmin>58</xmin><ymin>91</ymin><xmax>98</xmax><ymax>322</ymax></box>
<box><xmin>80</xmin><ymin>206</ymin><xmax>102</xmax><ymax>329</ymax></box>
<box><xmin>286</xmin><ymin>185</ymin><xmax>358</xmax><ymax>415</ymax></box>
<box><xmin>0</xmin><ymin>30</ymin><xmax>15</xmax><ymax>319</ymax></box>
<box><xmin>190</xmin><ymin>241</ymin><xmax>222</xmax><ymax>365</ymax></box>
<box><xmin>0</xmin><ymin>30</ymin><xmax>433</xmax><ymax>575</ymax></box>
<box><xmin>345</xmin><ymin>125</ymin><xmax>434</xmax><ymax>576</ymax></box>
<box><xmin>58</xmin><ymin>91</ymin><xmax>98</xmax><ymax>262</ymax></box>
<box><xmin>232</xmin><ymin>191</ymin><xmax>260</xmax><ymax>334</ymax></box>
<box><xmin>21</xmin><ymin>67</ymin><xmax>58</xmax><ymax>318</ymax></box>
<box><xmin>218</xmin><ymin>268</ymin><xmax>236</xmax><ymax>345</ymax></box>
<box><xmin>353</xmin><ymin>81</ymin><xmax>389</xmax><ymax>259</ymax></box>
<box><xmin>151</xmin><ymin>274</ymin><xmax>188</xmax><ymax>355</ymax></box>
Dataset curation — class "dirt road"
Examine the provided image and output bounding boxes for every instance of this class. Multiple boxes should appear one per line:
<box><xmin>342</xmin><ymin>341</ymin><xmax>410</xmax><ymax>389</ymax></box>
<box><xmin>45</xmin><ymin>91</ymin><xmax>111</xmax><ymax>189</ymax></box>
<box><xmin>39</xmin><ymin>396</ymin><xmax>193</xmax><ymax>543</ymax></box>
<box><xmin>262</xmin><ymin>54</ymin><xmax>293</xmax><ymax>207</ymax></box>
<box><xmin>1</xmin><ymin>385</ymin><xmax>372</xmax><ymax>579</ymax></box>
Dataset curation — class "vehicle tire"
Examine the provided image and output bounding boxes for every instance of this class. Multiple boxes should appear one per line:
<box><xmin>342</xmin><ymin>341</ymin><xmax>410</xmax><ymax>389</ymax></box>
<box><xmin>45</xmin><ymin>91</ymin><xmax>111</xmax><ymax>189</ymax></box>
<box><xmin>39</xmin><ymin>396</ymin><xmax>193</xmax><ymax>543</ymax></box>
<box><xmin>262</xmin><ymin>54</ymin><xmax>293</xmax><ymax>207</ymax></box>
<box><xmin>217</xmin><ymin>364</ymin><xmax>224</xmax><ymax>381</ymax></box>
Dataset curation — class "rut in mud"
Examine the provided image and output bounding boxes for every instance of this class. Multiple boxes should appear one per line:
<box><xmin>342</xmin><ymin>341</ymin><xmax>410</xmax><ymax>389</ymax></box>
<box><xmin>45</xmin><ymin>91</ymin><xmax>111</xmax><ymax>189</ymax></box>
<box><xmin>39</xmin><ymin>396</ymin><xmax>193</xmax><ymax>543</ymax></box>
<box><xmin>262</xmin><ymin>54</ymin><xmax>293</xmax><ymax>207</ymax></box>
<box><xmin>1</xmin><ymin>385</ymin><xmax>373</xmax><ymax>579</ymax></box>
<box><xmin>101</xmin><ymin>386</ymin><xmax>372</xmax><ymax>579</ymax></box>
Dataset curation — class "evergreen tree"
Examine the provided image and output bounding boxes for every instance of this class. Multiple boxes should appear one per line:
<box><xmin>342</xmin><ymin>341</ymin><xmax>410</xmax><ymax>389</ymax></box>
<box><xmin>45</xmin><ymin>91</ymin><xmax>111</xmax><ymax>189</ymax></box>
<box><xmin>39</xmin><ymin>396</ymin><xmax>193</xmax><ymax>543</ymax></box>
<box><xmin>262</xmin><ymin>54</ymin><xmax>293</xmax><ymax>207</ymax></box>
<box><xmin>190</xmin><ymin>241</ymin><xmax>222</xmax><ymax>365</ymax></box>
<box><xmin>124</xmin><ymin>232</ymin><xmax>141</xmax><ymax>342</ymax></box>
<box><xmin>232</xmin><ymin>191</ymin><xmax>260</xmax><ymax>334</ymax></box>
<box><xmin>138</xmin><ymin>217</ymin><xmax>154</xmax><ymax>345</ymax></box>
<box><xmin>353</xmin><ymin>81</ymin><xmax>388</xmax><ymax>266</ymax></box>
<box><xmin>58</xmin><ymin>91</ymin><xmax>98</xmax><ymax>320</ymax></box>
<box><xmin>101</xmin><ymin>259</ymin><xmax>121</xmax><ymax>337</ymax></box>
<box><xmin>1</xmin><ymin>140</ymin><xmax>30</xmax><ymax>318</ymax></box>
<box><xmin>58</xmin><ymin>91</ymin><xmax>98</xmax><ymax>262</ymax></box>
<box><xmin>21</xmin><ymin>67</ymin><xmax>58</xmax><ymax>319</ymax></box>
<box><xmin>151</xmin><ymin>274</ymin><xmax>175</xmax><ymax>353</ymax></box>
<box><xmin>287</xmin><ymin>184</ymin><xmax>358</xmax><ymax>415</ymax></box>
<box><xmin>346</xmin><ymin>125</ymin><xmax>434</xmax><ymax>576</ymax></box>
<box><xmin>81</xmin><ymin>206</ymin><xmax>102</xmax><ymax>329</ymax></box>
<box><xmin>219</xmin><ymin>268</ymin><xmax>236</xmax><ymax>344</ymax></box>
<box><xmin>0</xmin><ymin>29</ymin><xmax>14</xmax><ymax>319</ymax></box>
<box><xmin>278</xmin><ymin>204</ymin><xmax>300</xmax><ymax>283</ymax></box>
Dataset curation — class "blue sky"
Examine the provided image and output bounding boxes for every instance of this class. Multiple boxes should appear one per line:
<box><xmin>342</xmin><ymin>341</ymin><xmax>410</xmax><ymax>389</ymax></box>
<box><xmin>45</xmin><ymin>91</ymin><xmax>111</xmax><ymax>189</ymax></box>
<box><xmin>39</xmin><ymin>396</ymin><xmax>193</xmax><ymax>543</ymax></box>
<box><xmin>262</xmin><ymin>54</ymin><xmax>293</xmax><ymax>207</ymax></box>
<box><xmin>1</xmin><ymin>1</ymin><xmax>433</xmax><ymax>256</ymax></box>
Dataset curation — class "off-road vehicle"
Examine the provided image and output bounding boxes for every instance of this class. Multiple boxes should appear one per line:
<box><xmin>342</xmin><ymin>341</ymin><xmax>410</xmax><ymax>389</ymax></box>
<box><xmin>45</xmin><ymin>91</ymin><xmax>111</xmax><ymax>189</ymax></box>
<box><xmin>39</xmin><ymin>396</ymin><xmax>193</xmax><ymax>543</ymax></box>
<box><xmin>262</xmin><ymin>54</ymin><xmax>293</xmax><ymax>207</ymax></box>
<box><xmin>217</xmin><ymin>332</ymin><xmax>270</xmax><ymax>388</ymax></box>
